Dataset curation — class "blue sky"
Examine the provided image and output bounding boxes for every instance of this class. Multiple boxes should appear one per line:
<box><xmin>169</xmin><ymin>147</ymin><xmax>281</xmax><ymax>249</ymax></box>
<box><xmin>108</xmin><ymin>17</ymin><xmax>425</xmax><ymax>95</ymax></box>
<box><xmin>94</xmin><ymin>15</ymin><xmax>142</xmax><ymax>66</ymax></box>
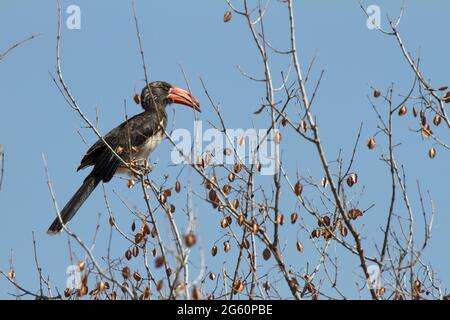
<box><xmin>1</xmin><ymin>0</ymin><xmax>449</xmax><ymax>299</ymax></box>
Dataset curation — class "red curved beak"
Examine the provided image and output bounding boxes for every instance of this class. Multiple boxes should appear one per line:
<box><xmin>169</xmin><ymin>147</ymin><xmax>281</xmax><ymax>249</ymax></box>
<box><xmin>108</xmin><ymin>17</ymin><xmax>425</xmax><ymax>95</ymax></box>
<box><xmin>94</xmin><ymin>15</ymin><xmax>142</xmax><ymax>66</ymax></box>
<box><xmin>167</xmin><ymin>86</ymin><xmax>201</xmax><ymax>112</ymax></box>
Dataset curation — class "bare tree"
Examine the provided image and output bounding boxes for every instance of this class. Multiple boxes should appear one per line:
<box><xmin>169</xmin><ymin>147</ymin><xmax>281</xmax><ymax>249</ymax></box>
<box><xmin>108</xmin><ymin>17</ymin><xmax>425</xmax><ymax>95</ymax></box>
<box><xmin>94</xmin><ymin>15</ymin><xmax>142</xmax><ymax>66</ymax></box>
<box><xmin>0</xmin><ymin>1</ymin><xmax>446</xmax><ymax>300</ymax></box>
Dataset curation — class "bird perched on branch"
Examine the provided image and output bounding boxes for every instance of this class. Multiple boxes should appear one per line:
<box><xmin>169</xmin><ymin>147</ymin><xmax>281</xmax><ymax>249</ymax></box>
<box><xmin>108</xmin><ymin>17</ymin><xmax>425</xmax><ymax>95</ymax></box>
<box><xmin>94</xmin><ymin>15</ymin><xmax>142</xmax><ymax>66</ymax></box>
<box><xmin>47</xmin><ymin>81</ymin><xmax>200</xmax><ymax>234</ymax></box>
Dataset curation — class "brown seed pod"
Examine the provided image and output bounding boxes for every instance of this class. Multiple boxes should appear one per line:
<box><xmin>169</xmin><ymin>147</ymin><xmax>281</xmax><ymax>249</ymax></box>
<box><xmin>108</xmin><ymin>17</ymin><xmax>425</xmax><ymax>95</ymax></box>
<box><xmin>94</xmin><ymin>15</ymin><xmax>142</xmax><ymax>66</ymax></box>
<box><xmin>175</xmin><ymin>180</ymin><xmax>181</xmax><ymax>193</ymax></box>
<box><xmin>143</xmin><ymin>287</ymin><xmax>151</xmax><ymax>299</ymax></box>
<box><xmin>223</xmin><ymin>10</ymin><xmax>232</xmax><ymax>23</ymax></box>
<box><xmin>256</xmin><ymin>162</ymin><xmax>262</xmax><ymax>172</ymax></box>
<box><xmin>184</xmin><ymin>232</ymin><xmax>197</xmax><ymax>247</ymax></box>
<box><xmin>224</xmin><ymin>241</ymin><xmax>231</xmax><ymax>253</ymax></box>
<box><xmin>300</xmin><ymin>120</ymin><xmax>308</xmax><ymax>132</ymax></box>
<box><xmin>340</xmin><ymin>225</ymin><xmax>348</xmax><ymax>237</ymax></box>
<box><xmin>163</xmin><ymin>189</ymin><xmax>172</xmax><ymax>198</ymax></box>
<box><xmin>133</xmin><ymin>272</ymin><xmax>142</xmax><ymax>282</ymax></box>
<box><xmin>156</xmin><ymin>280</ymin><xmax>164</xmax><ymax>291</ymax></box>
<box><xmin>347</xmin><ymin>173</ymin><xmax>358</xmax><ymax>187</ymax></box>
<box><xmin>237</xmin><ymin>214</ymin><xmax>245</xmax><ymax>226</ymax></box>
<box><xmin>109</xmin><ymin>216</ymin><xmax>115</xmax><ymax>226</ymax></box>
<box><xmin>233</xmin><ymin>280</ymin><xmax>245</xmax><ymax>294</ymax></box>
<box><xmin>273</xmin><ymin>131</ymin><xmax>282</xmax><ymax>144</ymax></box>
<box><xmin>428</xmin><ymin>147</ymin><xmax>436</xmax><ymax>159</ymax></box>
<box><xmin>290</xmin><ymin>212</ymin><xmax>298</xmax><ymax>224</ymax></box>
<box><xmin>135</xmin><ymin>233</ymin><xmax>144</xmax><ymax>244</ymax></box>
<box><xmin>122</xmin><ymin>267</ymin><xmax>131</xmax><ymax>279</ymax></box>
<box><xmin>294</xmin><ymin>181</ymin><xmax>303</xmax><ymax>196</ymax></box>
<box><xmin>132</xmin><ymin>245</ymin><xmax>139</xmax><ymax>257</ymax></box>
<box><xmin>233</xmin><ymin>199</ymin><xmax>240</xmax><ymax>209</ymax></box>
<box><xmin>127</xmin><ymin>179</ymin><xmax>135</xmax><ymax>189</ymax></box>
<box><xmin>209</xmin><ymin>272</ymin><xmax>216</xmax><ymax>281</ymax></box>
<box><xmin>262</xmin><ymin>248</ymin><xmax>272</xmax><ymax>261</ymax></box>
<box><xmin>220</xmin><ymin>216</ymin><xmax>231</xmax><ymax>228</ymax></box>
<box><xmin>367</xmin><ymin>137</ymin><xmax>376</xmax><ymax>150</ymax></box>
<box><xmin>228</xmin><ymin>172</ymin><xmax>235</xmax><ymax>182</ymax></box>
<box><xmin>373</xmin><ymin>90</ymin><xmax>381</xmax><ymax>98</ymax></box>
<box><xmin>348</xmin><ymin>208</ymin><xmax>363</xmax><ymax>220</ymax></box>
<box><xmin>252</xmin><ymin>222</ymin><xmax>259</xmax><ymax>234</ymax></box>
<box><xmin>413</xmin><ymin>106</ymin><xmax>418</xmax><ymax>117</ymax></box>
<box><xmin>321</xmin><ymin>176</ymin><xmax>328</xmax><ymax>188</ymax></box>
<box><xmin>78</xmin><ymin>261</ymin><xmax>86</xmax><ymax>272</ymax></box>
<box><xmin>234</xmin><ymin>163</ymin><xmax>242</xmax><ymax>174</ymax></box>
<box><xmin>170</xmin><ymin>204</ymin><xmax>176</xmax><ymax>214</ymax></box>
<box><xmin>133</xmin><ymin>94</ymin><xmax>141</xmax><ymax>104</ymax></box>
<box><xmin>209</xmin><ymin>190</ymin><xmax>218</xmax><ymax>202</ymax></box>
<box><xmin>155</xmin><ymin>256</ymin><xmax>165</xmax><ymax>268</ymax></box>
<box><xmin>281</xmin><ymin>118</ymin><xmax>288</xmax><ymax>127</ymax></box>
<box><xmin>222</xmin><ymin>184</ymin><xmax>231</xmax><ymax>194</ymax></box>
<box><xmin>398</xmin><ymin>105</ymin><xmax>407</xmax><ymax>116</ymax></box>
<box><xmin>64</xmin><ymin>288</ymin><xmax>72</xmax><ymax>298</ymax></box>
<box><xmin>151</xmin><ymin>227</ymin><xmax>158</xmax><ymax>238</ymax></box>
<box><xmin>242</xmin><ymin>238</ymin><xmax>250</xmax><ymax>250</ymax></box>
<box><xmin>438</xmin><ymin>86</ymin><xmax>449</xmax><ymax>91</ymax></box>
<box><xmin>211</xmin><ymin>245</ymin><xmax>218</xmax><ymax>257</ymax></box>
<box><xmin>192</xmin><ymin>286</ymin><xmax>202</xmax><ymax>300</ymax></box>
<box><xmin>277</xmin><ymin>213</ymin><xmax>285</xmax><ymax>226</ymax></box>
<box><xmin>296</xmin><ymin>240</ymin><xmax>304</xmax><ymax>253</ymax></box>
<box><xmin>433</xmin><ymin>115</ymin><xmax>441</xmax><ymax>126</ymax></box>
<box><xmin>151</xmin><ymin>247</ymin><xmax>157</xmax><ymax>257</ymax></box>
<box><xmin>125</xmin><ymin>249</ymin><xmax>132</xmax><ymax>260</ymax></box>
<box><xmin>131</xmin><ymin>221</ymin><xmax>136</xmax><ymax>232</ymax></box>
<box><xmin>311</xmin><ymin>229</ymin><xmax>321</xmax><ymax>238</ymax></box>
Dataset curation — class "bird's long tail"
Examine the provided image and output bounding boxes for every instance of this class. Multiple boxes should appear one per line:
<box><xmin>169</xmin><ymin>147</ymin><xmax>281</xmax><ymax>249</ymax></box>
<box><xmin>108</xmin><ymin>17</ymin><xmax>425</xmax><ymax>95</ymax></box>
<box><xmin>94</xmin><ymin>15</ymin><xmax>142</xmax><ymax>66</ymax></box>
<box><xmin>47</xmin><ymin>174</ymin><xmax>101</xmax><ymax>234</ymax></box>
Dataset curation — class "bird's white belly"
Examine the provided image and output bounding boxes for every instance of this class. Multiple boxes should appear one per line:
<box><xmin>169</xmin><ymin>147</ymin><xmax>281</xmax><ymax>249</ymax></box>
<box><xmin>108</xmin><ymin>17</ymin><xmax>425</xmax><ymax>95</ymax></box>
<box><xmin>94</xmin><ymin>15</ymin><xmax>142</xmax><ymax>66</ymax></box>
<box><xmin>115</xmin><ymin>130</ymin><xmax>165</xmax><ymax>177</ymax></box>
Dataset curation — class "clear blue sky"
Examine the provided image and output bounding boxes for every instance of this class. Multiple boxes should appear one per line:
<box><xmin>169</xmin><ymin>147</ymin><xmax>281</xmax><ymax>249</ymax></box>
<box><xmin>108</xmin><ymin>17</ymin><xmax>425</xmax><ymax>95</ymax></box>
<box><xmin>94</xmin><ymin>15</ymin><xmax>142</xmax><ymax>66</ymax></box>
<box><xmin>1</xmin><ymin>0</ymin><xmax>449</xmax><ymax>299</ymax></box>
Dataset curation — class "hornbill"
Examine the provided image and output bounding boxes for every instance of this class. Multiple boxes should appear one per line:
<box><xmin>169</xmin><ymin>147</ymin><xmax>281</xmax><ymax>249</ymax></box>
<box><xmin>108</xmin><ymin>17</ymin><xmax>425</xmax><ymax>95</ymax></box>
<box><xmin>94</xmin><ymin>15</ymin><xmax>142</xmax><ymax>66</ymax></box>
<box><xmin>47</xmin><ymin>81</ymin><xmax>200</xmax><ymax>234</ymax></box>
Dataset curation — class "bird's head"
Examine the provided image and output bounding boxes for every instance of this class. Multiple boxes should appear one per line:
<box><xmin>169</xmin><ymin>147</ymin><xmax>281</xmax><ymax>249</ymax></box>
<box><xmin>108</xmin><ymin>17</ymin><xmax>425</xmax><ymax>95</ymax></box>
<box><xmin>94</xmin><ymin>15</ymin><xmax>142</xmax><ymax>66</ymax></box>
<box><xmin>140</xmin><ymin>81</ymin><xmax>200</xmax><ymax>113</ymax></box>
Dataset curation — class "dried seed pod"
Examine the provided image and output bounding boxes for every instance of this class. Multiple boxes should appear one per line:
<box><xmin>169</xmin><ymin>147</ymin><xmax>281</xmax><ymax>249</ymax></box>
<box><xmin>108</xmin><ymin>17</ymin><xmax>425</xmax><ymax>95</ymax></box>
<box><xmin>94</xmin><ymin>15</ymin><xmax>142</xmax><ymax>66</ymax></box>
<box><xmin>223</xmin><ymin>10</ymin><xmax>232</xmax><ymax>23</ymax></box>
<box><xmin>122</xmin><ymin>267</ymin><xmax>131</xmax><ymax>279</ymax></box>
<box><xmin>127</xmin><ymin>179</ymin><xmax>135</xmax><ymax>189</ymax></box>
<box><xmin>256</xmin><ymin>162</ymin><xmax>262</xmax><ymax>172</ymax></box>
<box><xmin>109</xmin><ymin>216</ymin><xmax>115</xmax><ymax>226</ymax></box>
<box><xmin>252</xmin><ymin>222</ymin><xmax>259</xmax><ymax>234</ymax></box>
<box><xmin>237</xmin><ymin>214</ymin><xmax>245</xmax><ymax>226</ymax></box>
<box><xmin>175</xmin><ymin>180</ymin><xmax>181</xmax><ymax>193</ymax></box>
<box><xmin>242</xmin><ymin>238</ymin><xmax>250</xmax><ymax>250</ymax></box>
<box><xmin>311</xmin><ymin>229</ymin><xmax>321</xmax><ymax>238</ymax></box>
<box><xmin>281</xmin><ymin>118</ymin><xmax>288</xmax><ymax>127</ymax></box>
<box><xmin>347</xmin><ymin>173</ymin><xmax>358</xmax><ymax>187</ymax></box>
<box><xmin>273</xmin><ymin>131</ymin><xmax>282</xmax><ymax>144</ymax></box>
<box><xmin>209</xmin><ymin>190</ymin><xmax>218</xmax><ymax>202</ymax></box>
<box><xmin>135</xmin><ymin>233</ymin><xmax>144</xmax><ymax>244</ymax></box>
<box><xmin>296</xmin><ymin>240</ymin><xmax>304</xmax><ymax>253</ymax></box>
<box><xmin>184</xmin><ymin>232</ymin><xmax>197</xmax><ymax>247</ymax></box>
<box><xmin>211</xmin><ymin>245</ymin><xmax>218</xmax><ymax>257</ymax></box>
<box><xmin>322</xmin><ymin>230</ymin><xmax>332</xmax><ymax>240</ymax></box>
<box><xmin>192</xmin><ymin>286</ymin><xmax>202</xmax><ymax>300</ymax></box>
<box><xmin>277</xmin><ymin>213</ymin><xmax>285</xmax><ymax>225</ymax></box>
<box><xmin>290</xmin><ymin>212</ymin><xmax>298</xmax><ymax>224</ymax></box>
<box><xmin>133</xmin><ymin>272</ymin><xmax>142</xmax><ymax>282</ymax></box>
<box><xmin>151</xmin><ymin>247</ymin><xmax>157</xmax><ymax>257</ymax></box>
<box><xmin>367</xmin><ymin>137</ymin><xmax>376</xmax><ymax>150</ymax></box>
<box><xmin>340</xmin><ymin>225</ymin><xmax>348</xmax><ymax>237</ymax></box>
<box><xmin>294</xmin><ymin>181</ymin><xmax>303</xmax><ymax>196</ymax></box>
<box><xmin>224</xmin><ymin>241</ymin><xmax>231</xmax><ymax>253</ymax></box>
<box><xmin>233</xmin><ymin>199</ymin><xmax>240</xmax><ymax>209</ymax></box>
<box><xmin>233</xmin><ymin>280</ymin><xmax>245</xmax><ymax>294</ymax></box>
<box><xmin>64</xmin><ymin>288</ymin><xmax>72</xmax><ymax>298</ymax></box>
<box><xmin>132</xmin><ymin>245</ymin><xmax>139</xmax><ymax>257</ymax></box>
<box><xmin>234</xmin><ymin>163</ymin><xmax>242</xmax><ymax>174</ymax></box>
<box><xmin>131</xmin><ymin>221</ymin><xmax>136</xmax><ymax>232</ymax></box>
<box><xmin>78</xmin><ymin>261</ymin><xmax>86</xmax><ymax>272</ymax></box>
<box><xmin>262</xmin><ymin>248</ymin><xmax>271</xmax><ymax>261</ymax></box>
<box><xmin>220</xmin><ymin>216</ymin><xmax>231</xmax><ymax>228</ymax></box>
<box><xmin>321</xmin><ymin>176</ymin><xmax>328</xmax><ymax>188</ymax></box>
<box><xmin>438</xmin><ymin>86</ymin><xmax>448</xmax><ymax>91</ymax></box>
<box><xmin>156</xmin><ymin>280</ymin><xmax>164</xmax><ymax>291</ymax></box>
<box><xmin>155</xmin><ymin>256</ymin><xmax>165</xmax><ymax>268</ymax></box>
<box><xmin>228</xmin><ymin>172</ymin><xmax>235</xmax><ymax>182</ymax></box>
<box><xmin>209</xmin><ymin>272</ymin><xmax>216</xmax><ymax>281</ymax></box>
<box><xmin>133</xmin><ymin>94</ymin><xmax>141</xmax><ymax>104</ymax></box>
<box><xmin>125</xmin><ymin>249</ymin><xmax>132</xmax><ymax>260</ymax></box>
<box><xmin>433</xmin><ymin>115</ymin><xmax>441</xmax><ymax>126</ymax></box>
<box><xmin>373</xmin><ymin>90</ymin><xmax>381</xmax><ymax>98</ymax></box>
<box><xmin>348</xmin><ymin>208</ymin><xmax>364</xmax><ymax>220</ymax></box>
<box><xmin>300</xmin><ymin>120</ymin><xmax>308</xmax><ymax>132</ymax></box>
<box><xmin>222</xmin><ymin>184</ymin><xmax>231</xmax><ymax>194</ymax></box>
<box><xmin>151</xmin><ymin>227</ymin><xmax>157</xmax><ymax>238</ymax></box>
<box><xmin>163</xmin><ymin>189</ymin><xmax>172</xmax><ymax>198</ymax></box>
<box><xmin>413</xmin><ymin>106</ymin><xmax>418</xmax><ymax>117</ymax></box>
<box><xmin>398</xmin><ymin>105</ymin><xmax>407</xmax><ymax>116</ymax></box>
<box><xmin>143</xmin><ymin>287</ymin><xmax>151</xmax><ymax>299</ymax></box>
<box><xmin>428</xmin><ymin>147</ymin><xmax>436</xmax><ymax>159</ymax></box>
<box><xmin>170</xmin><ymin>204</ymin><xmax>176</xmax><ymax>214</ymax></box>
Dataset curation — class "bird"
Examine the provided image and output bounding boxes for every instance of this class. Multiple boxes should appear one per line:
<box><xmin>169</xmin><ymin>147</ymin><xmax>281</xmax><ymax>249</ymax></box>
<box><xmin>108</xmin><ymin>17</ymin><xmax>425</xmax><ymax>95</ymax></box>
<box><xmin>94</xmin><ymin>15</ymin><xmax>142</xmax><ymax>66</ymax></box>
<box><xmin>47</xmin><ymin>81</ymin><xmax>200</xmax><ymax>234</ymax></box>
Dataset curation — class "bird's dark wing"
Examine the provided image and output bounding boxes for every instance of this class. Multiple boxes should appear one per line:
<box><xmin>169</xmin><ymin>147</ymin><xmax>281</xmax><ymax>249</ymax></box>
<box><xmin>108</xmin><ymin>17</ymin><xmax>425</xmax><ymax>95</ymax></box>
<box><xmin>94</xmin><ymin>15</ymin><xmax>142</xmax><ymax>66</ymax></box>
<box><xmin>77</xmin><ymin>111</ymin><xmax>166</xmax><ymax>182</ymax></box>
